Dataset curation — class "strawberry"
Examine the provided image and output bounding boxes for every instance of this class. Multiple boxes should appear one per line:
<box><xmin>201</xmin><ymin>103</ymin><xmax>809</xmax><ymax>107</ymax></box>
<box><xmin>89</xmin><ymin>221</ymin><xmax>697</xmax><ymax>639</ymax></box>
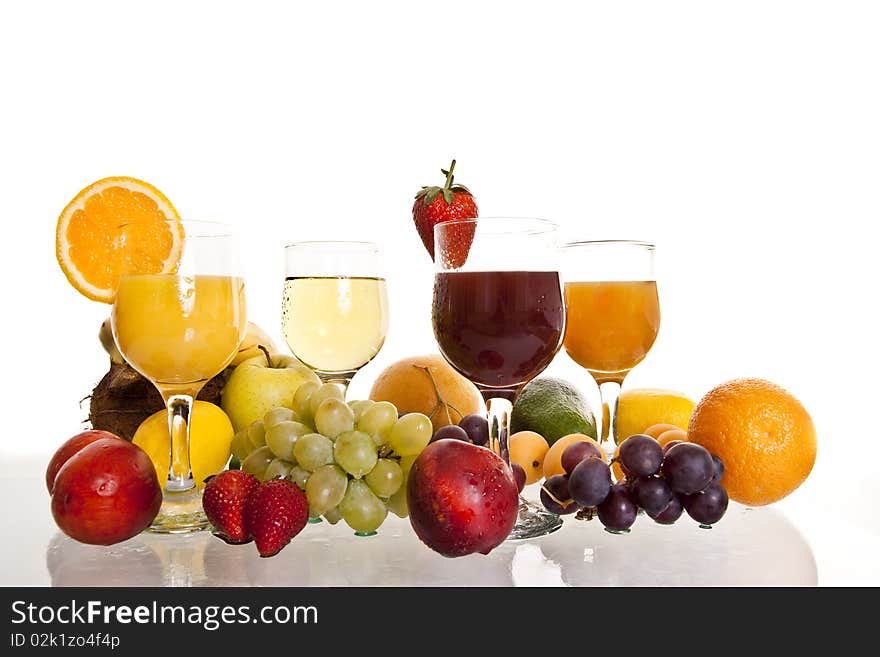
<box><xmin>412</xmin><ymin>159</ymin><xmax>478</xmax><ymax>266</ymax></box>
<box><xmin>244</xmin><ymin>478</ymin><xmax>309</xmax><ymax>558</ymax></box>
<box><xmin>202</xmin><ymin>470</ymin><xmax>260</xmax><ymax>544</ymax></box>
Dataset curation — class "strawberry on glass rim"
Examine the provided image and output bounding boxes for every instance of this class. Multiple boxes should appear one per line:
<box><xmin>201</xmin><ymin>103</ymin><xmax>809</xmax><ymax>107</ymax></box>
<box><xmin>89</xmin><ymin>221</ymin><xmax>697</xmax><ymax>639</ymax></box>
<box><xmin>412</xmin><ymin>159</ymin><xmax>478</xmax><ymax>267</ymax></box>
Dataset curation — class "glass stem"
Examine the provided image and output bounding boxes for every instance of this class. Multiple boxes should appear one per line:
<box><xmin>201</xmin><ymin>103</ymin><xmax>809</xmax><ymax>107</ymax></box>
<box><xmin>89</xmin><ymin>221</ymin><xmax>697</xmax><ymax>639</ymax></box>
<box><xmin>163</xmin><ymin>393</ymin><xmax>196</xmax><ymax>493</ymax></box>
<box><xmin>486</xmin><ymin>397</ymin><xmax>512</xmax><ymax>466</ymax></box>
<box><xmin>316</xmin><ymin>371</ymin><xmax>356</xmax><ymax>398</ymax></box>
<box><xmin>598</xmin><ymin>380</ymin><xmax>623</xmax><ymax>455</ymax></box>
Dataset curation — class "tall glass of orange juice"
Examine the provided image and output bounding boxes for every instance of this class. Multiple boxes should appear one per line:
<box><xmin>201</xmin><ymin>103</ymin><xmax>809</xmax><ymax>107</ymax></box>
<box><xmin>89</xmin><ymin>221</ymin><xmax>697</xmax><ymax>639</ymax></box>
<box><xmin>112</xmin><ymin>220</ymin><xmax>246</xmax><ymax>533</ymax></box>
<box><xmin>562</xmin><ymin>241</ymin><xmax>659</xmax><ymax>455</ymax></box>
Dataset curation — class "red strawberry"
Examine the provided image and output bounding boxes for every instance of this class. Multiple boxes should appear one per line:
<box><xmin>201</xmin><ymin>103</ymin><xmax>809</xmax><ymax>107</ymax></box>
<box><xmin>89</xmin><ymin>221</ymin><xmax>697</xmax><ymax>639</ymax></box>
<box><xmin>203</xmin><ymin>470</ymin><xmax>260</xmax><ymax>544</ymax></box>
<box><xmin>244</xmin><ymin>478</ymin><xmax>309</xmax><ymax>558</ymax></box>
<box><xmin>412</xmin><ymin>159</ymin><xmax>478</xmax><ymax>266</ymax></box>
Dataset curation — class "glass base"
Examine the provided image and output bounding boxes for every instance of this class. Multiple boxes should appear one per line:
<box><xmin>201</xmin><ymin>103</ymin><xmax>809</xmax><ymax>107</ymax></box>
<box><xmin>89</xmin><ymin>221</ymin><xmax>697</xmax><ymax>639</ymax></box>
<box><xmin>507</xmin><ymin>497</ymin><xmax>563</xmax><ymax>540</ymax></box>
<box><xmin>149</xmin><ymin>487</ymin><xmax>209</xmax><ymax>534</ymax></box>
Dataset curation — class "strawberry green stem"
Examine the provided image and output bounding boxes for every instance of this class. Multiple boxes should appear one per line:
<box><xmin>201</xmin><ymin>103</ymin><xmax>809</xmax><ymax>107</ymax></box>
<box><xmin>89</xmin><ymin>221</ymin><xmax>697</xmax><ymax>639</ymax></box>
<box><xmin>443</xmin><ymin>160</ymin><xmax>456</xmax><ymax>189</ymax></box>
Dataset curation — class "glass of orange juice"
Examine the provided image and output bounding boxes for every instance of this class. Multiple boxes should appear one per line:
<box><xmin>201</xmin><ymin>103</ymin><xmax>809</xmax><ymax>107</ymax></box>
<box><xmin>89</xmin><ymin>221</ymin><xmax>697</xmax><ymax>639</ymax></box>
<box><xmin>562</xmin><ymin>241</ymin><xmax>660</xmax><ymax>455</ymax></box>
<box><xmin>112</xmin><ymin>220</ymin><xmax>247</xmax><ymax>533</ymax></box>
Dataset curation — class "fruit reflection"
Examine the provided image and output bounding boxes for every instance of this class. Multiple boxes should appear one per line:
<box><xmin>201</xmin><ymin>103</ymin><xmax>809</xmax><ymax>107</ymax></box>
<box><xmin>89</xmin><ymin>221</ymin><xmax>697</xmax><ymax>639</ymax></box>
<box><xmin>538</xmin><ymin>505</ymin><xmax>817</xmax><ymax>586</ymax></box>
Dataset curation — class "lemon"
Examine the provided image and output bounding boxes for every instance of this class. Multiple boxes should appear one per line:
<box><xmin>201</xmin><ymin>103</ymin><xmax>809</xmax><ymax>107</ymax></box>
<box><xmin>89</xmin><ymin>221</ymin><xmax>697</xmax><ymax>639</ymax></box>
<box><xmin>616</xmin><ymin>388</ymin><xmax>695</xmax><ymax>444</ymax></box>
<box><xmin>133</xmin><ymin>401</ymin><xmax>234</xmax><ymax>488</ymax></box>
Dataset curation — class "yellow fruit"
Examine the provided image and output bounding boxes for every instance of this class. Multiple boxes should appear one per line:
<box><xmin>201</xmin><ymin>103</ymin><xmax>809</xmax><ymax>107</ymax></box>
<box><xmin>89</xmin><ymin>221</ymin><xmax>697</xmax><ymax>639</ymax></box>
<box><xmin>368</xmin><ymin>355</ymin><xmax>483</xmax><ymax>432</ymax></box>
<box><xmin>616</xmin><ymin>388</ymin><xmax>695</xmax><ymax>444</ymax></box>
<box><xmin>657</xmin><ymin>428</ymin><xmax>688</xmax><ymax>448</ymax></box>
<box><xmin>231</xmin><ymin>322</ymin><xmax>278</xmax><ymax>366</ymax></box>
<box><xmin>688</xmin><ymin>378</ymin><xmax>816</xmax><ymax>506</ymax></box>
<box><xmin>602</xmin><ymin>402</ymin><xmax>609</xmax><ymax>441</ymax></box>
<box><xmin>509</xmin><ymin>431</ymin><xmax>550</xmax><ymax>485</ymax></box>
<box><xmin>644</xmin><ymin>423</ymin><xmax>681</xmax><ymax>440</ymax></box>
<box><xmin>133</xmin><ymin>401</ymin><xmax>234</xmax><ymax>488</ymax></box>
<box><xmin>543</xmin><ymin>433</ymin><xmax>606</xmax><ymax>480</ymax></box>
<box><xmin>611</xmin><ymin>444</ymin><xmax>624</xmax><ymax>482</ymax></box>
<box><xmin>56</xmin><ymin>177</ymin><xmax>182</xmax><ymax>303</ymax></box>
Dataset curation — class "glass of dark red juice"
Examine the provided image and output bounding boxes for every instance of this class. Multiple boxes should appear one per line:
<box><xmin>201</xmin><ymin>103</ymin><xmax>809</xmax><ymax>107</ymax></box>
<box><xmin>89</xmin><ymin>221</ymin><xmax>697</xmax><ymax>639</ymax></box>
<box><xmin>432</xmin><ymin>217</ymin><xmax>565</xmax><ymax>539</ymax></box>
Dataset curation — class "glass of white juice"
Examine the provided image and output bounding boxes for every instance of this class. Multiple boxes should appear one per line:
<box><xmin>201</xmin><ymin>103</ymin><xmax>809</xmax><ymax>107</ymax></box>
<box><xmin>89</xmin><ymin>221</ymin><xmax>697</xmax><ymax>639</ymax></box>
<box><xmin>112</xmin><ymin>220</ymin><xmax>246</xmax><ymax>533</ymax></box>
<box><xmin>282</xmin><ymin>241</ymin><xmax>388</xmax><ymax>395</ymax></box>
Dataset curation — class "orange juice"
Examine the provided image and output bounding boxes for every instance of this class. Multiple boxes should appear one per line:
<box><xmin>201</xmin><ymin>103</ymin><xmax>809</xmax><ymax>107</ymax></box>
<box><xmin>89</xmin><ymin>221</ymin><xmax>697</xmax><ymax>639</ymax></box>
<box><xmin>563</xmin><ymin>281</ymin><xmax>660</xmax><ymax>383</ymax></box>
<box><xmin>112</xmin><ymin>274</ymin><xmax>246</xmax><ymax>388</ymax></box>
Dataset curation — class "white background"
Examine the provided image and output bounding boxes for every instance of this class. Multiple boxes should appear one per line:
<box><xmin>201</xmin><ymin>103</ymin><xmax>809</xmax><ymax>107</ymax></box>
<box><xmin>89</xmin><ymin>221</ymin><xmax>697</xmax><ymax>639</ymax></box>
<box><xmin>1</xmin><ymin>1</ymin><xmax>878</xmax><ymax>582</ymax></box>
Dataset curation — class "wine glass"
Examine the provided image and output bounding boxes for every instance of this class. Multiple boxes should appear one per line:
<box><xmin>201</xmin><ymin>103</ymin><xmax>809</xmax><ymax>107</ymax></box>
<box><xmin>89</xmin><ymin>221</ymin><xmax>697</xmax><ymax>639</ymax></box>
<box><xmin>432</xmin><ymin>218</ymin><xmax>565</xmax><ymax>540</ymax></box>
<box><xmin>111</xmin><ymin>220</ymin><xmax>247</xmax><ymax>533</ymax></box>
<box><xmin>282</xmin><ymin>241</ymin><xmax>389</xmax><ymax>395</ymax></box>
<box><xmin>561</xmin><ymin>240</ymin><xmax>660</xmax><ymax>457</ymax></box>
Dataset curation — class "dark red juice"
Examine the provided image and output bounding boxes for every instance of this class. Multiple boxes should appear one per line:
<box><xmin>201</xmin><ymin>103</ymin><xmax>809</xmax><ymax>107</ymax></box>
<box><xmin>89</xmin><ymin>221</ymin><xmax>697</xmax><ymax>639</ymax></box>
<box><xmin>432</xmin><ymin>271</ymin><xmax>564</xmax><ymax>390</ymax></box>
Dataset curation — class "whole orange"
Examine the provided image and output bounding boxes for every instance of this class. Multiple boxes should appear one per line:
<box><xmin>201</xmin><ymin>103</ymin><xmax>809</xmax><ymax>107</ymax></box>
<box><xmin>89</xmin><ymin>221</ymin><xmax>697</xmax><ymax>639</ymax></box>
<box><xmin>687</xmin><ymin>378</ymin><xmax>816</xmax><ymax>506</ymax></box>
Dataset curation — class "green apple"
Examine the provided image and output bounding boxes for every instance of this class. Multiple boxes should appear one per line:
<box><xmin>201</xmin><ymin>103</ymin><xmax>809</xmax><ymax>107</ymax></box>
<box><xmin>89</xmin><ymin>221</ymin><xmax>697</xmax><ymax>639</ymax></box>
<box><xmin>230</xmin><ymin>321</ymin><xmax>278</xmax><ymax>366</ymax></box>
<box><xmin>221</xmin><ymin>352</ymin><xmax>320</xmax><ymax>432</ymax></box>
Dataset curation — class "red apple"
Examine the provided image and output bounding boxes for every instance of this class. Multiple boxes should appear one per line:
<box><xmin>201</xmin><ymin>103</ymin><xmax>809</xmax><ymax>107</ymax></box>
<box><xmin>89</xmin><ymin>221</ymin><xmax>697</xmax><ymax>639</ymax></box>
<box><xmin>45</xmin><ymin>430</ymin><xmax>121</xmax><ymax>494</ymax></box>
<box><xmin>407</xmin><ymin>439</ymin><xmax>518</xmax><ymax>557</ymax></box>
<box><xmin>51</xmin><ymin>438</ymin><xmax>162</xmax><ymax>545</ymax></box>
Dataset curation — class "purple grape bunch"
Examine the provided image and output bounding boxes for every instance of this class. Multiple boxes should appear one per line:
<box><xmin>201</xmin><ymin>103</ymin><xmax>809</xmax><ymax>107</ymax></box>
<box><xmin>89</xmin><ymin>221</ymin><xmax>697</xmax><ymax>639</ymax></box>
<box><xmin>430</xmin><ymin>413</ymin><xmax>491</xmax><ymax>446</ymax></box>
<box><xmin>538</xmin><ymin>434</ymin><xmax>729</xmax><ymax>533</ymax></box>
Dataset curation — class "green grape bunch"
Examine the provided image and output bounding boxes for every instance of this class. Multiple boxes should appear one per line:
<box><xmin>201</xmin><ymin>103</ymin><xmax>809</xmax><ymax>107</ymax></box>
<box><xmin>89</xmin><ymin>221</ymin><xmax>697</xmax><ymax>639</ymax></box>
<box><xmin>232</xmin><ymin>381</ymin><xmax>432</xmax><ymax>535</ymax></box>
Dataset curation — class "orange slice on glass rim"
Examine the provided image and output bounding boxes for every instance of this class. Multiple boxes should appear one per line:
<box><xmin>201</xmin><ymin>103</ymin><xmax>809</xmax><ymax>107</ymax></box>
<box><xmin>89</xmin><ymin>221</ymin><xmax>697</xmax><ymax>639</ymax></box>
<box><xmin>56</xmin><ymin>177</ymin><xmax>183</xmax><ymax>303</ymax></box>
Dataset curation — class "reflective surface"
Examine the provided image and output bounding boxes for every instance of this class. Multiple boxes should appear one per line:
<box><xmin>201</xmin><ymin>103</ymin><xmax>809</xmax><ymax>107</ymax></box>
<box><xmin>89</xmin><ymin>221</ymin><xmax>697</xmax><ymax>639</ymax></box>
<box><xmin>8</xmin><ymin>456</ymin><xmax>879</xmax><ymax>587</ymax></box>
<box><xmin>42</xmin><ymin>505</ymin><xmax>817</xmax><ymax>587</ymax></box>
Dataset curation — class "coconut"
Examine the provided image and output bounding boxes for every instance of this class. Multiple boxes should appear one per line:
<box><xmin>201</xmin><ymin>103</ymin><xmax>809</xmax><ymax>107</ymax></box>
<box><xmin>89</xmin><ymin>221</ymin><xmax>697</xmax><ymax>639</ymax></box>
<box><xmin>87</xmin><ymin>362</ymin><xmax>227</xmax><ymax>441</ymax></box>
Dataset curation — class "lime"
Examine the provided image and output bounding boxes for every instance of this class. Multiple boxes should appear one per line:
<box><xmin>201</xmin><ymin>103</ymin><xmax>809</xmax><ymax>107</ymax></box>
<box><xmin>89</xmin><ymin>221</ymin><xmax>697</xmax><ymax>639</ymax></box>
<box><xmin>511</xmin><ymin>378</ymin><xmax>597</xmax><ymax>446</ymax></box>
